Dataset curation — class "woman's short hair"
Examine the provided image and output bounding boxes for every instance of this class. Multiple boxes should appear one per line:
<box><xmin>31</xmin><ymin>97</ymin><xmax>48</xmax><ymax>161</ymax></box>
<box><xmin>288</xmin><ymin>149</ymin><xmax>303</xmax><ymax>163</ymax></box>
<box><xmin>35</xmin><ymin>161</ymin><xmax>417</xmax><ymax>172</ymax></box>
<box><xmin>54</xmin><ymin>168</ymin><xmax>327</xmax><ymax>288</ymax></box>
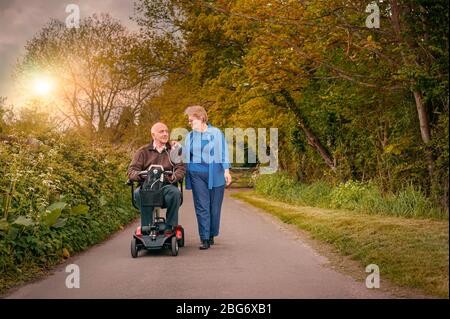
<box><xmin>184</xmin><ymin>105</ymin><xmax>208</xmax><ymax>123</ymax></box>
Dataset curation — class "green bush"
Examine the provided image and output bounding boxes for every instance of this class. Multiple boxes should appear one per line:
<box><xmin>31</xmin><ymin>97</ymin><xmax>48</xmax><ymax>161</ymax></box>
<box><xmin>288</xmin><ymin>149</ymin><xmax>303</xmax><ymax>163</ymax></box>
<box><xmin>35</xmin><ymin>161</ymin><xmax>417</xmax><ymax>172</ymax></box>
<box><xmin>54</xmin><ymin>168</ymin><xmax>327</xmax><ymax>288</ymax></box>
<box><xmin>253</xmin><ymin>173</ymin><xmax>447</xmax><ymax>219</ymax></box>
<box><xmin>330</xmin><ymin>180</ymin><xmax>369</xmax><ymax>210</ymax></box>
<box><xmin>0</xmin><ymin>132</ymin><xmax>137</xmax><ymax>292</ymax></box>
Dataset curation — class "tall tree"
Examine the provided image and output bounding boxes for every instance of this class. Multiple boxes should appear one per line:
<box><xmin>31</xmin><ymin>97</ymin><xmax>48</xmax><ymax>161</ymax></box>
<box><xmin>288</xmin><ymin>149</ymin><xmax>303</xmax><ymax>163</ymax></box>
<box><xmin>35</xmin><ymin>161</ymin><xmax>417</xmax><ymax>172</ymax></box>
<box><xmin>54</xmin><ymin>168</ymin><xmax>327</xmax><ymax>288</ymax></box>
<box><xmin>134</xmin><ymin>0</ymin><xmax>448</xmax><ymax>205</ymax></box>
<box><xmin>16</xmin><ymin>14</ymin><xmax>160</xmax><ymax>141</ymax></box>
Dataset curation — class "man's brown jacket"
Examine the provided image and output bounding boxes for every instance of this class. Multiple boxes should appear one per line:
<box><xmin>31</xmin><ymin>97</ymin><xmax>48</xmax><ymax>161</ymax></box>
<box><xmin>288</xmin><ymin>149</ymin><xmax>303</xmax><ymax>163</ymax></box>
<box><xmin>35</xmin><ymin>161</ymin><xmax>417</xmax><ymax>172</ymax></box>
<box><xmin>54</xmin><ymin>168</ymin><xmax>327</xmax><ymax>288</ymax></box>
<box><xmin>127</xmin><ymin>141</ymin><xmax>186</xmax><ymax>183</ymax></box>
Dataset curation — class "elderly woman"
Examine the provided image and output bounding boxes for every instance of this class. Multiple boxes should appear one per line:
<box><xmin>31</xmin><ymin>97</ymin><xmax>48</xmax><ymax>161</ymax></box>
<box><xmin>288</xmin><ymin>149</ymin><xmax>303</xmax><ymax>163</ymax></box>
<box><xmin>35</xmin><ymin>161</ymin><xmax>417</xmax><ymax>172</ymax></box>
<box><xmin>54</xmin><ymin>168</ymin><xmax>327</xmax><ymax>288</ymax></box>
<box><xmin>183</xmin><ymin>105</ymin><xmax>232</xmax><ymax>250</ymax></box>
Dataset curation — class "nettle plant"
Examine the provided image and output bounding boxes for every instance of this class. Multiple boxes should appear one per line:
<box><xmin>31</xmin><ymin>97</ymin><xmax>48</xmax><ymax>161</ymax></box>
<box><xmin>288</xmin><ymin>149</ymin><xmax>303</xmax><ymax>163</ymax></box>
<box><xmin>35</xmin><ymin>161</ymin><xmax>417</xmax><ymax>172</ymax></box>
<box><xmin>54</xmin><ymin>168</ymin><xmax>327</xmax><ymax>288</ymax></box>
<box><xmin>0</xmin><ymin>131</ymin><xmax>135</xmax><ymax>282</ymax></box>
<box><xmin>0</xmin><ymin>133</ymin><xmax>129</xmax><ymax>241</ymax></box>
<box><xmin>1</xmin><ymin>145</ymin><xmax>84</xmax><ymax>235</ymax></box>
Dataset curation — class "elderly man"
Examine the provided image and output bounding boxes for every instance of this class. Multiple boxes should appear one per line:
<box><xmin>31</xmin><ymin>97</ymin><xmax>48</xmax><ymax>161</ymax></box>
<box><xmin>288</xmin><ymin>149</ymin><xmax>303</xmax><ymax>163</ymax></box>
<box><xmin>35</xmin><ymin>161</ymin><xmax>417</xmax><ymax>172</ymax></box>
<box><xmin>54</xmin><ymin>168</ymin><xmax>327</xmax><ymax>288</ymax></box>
<box><xmin>127</xmin><ymin>122</ymin><xmax>186</xmax><ymax>230</ymax></box>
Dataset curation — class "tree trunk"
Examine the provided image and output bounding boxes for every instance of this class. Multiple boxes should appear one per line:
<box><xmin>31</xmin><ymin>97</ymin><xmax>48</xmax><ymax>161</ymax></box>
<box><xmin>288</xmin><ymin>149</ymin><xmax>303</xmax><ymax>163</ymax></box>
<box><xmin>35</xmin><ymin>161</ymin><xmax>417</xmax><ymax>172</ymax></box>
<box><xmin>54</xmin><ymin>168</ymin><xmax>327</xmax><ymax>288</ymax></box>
<box><xmin>278</xmin><ymin>90</ymin><xmax>337</xmax><ymax>172</ymax></box>
<box><xmin>413</xmin><ymin>90</ymin><xmax>434</xmax><ymax>179</ymax></box>
<box><xmin>413</xmin><ymin>91</ymin><xmax>431</xmax><ymax>144</ymax></box>
<box><xmin>390</xmin><ymin>0</ymin><xmax>435</xmax><ymax>183</ymax></box>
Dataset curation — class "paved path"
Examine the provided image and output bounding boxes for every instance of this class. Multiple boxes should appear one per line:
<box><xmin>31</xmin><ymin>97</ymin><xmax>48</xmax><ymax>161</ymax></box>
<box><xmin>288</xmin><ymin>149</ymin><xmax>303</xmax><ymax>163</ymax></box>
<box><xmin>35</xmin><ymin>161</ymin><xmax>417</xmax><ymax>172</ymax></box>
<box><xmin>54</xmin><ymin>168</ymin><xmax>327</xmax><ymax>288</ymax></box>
<box><xmin>6</xmin><ymin>190</ymin><xmax>389</xmax><ymax>298</ymax></box>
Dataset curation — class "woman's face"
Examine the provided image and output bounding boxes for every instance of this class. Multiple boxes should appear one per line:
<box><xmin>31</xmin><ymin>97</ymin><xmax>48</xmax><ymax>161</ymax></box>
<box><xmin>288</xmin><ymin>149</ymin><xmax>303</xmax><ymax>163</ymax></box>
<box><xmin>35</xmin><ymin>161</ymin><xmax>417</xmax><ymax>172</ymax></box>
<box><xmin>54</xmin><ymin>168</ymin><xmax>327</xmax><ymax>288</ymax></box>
<box><xmin>188</xmin><ymin>116</ymin><xmax>203</xmax><ymax>131</ymax></box>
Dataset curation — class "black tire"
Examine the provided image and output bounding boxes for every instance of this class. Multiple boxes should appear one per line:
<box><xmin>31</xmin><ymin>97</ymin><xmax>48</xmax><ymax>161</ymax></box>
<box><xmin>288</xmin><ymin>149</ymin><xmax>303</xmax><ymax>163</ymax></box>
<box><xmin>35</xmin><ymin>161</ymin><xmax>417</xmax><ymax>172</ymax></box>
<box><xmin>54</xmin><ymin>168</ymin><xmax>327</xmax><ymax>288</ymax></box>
<box><xmin>178</xmin><ymin>227</ymin><xmax>185</xmax><ymax>247</ymax></box>
<box><xmin>131</xmin><ymin>237</ymin><xmax>138</xmax><ymax>258</ymax></box>
<box><xmin>171</xmin><ymin>236</ymin><xmax>179</xmax><ymax>256</ymax></box>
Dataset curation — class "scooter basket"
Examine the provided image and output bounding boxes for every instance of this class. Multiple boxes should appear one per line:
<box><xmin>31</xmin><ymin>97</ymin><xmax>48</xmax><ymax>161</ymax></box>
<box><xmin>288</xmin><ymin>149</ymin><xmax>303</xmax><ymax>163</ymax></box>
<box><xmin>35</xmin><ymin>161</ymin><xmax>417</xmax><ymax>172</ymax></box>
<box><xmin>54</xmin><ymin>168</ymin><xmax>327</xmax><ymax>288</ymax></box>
<box><xmin>139</xmin><ymin>188</ymin><xmax>163</xmax><ymax>207</ymax></box>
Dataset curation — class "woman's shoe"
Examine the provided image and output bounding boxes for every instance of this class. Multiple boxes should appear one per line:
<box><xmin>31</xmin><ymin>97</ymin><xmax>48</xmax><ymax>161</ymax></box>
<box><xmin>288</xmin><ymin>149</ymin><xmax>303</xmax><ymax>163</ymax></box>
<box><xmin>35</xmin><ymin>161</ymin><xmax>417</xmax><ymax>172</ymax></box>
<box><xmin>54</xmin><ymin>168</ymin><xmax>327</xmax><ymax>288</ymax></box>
<box><xmin>209</xmin><ymin>236</ymin><xmax>214</xmax><ymax>245</ymax></box>
<box><xmin>199</xmin><ymin>240</ymin><xmax>210</xmax><ymax>250</ymax></box>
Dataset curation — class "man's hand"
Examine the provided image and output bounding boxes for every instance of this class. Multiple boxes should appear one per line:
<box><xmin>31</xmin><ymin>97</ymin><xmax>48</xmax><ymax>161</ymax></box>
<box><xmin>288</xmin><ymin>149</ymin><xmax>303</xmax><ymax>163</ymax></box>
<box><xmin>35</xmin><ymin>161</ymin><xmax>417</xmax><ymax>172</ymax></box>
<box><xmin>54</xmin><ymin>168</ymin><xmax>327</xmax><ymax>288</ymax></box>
<box><xmin>224</xmin><ymin>169</ymin><xmax>232</xmax><ymax>186</ymax></box>
<box><xmin>166</xmin><ymin>174</ymin><xmax>176</xmax><ymax>184</ymax></box>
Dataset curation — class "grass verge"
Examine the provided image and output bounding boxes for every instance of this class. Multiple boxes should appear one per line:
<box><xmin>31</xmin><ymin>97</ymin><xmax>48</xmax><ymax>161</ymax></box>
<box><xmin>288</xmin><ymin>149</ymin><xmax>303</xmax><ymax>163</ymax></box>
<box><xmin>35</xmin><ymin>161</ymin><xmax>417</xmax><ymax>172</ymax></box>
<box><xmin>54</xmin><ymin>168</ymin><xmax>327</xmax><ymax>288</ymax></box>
<box><xmin>254</xmin><ymin>173</ymin><xmax>448</xmax><ymax>219</ymax></box>
<box><xmin>231</xmin><ymin>191</ymin><xmax>449</xmax><ymax>298</ymax></box>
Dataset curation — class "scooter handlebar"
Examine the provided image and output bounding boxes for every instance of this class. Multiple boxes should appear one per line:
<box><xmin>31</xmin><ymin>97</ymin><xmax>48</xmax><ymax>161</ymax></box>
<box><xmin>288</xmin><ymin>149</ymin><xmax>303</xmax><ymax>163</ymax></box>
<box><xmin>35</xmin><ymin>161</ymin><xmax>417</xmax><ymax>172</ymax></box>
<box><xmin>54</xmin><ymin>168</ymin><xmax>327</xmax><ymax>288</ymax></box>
<box><xmin>137</xmin><ymin>170</ymin><xmax>173</xmax><ymax>176</ymax></box>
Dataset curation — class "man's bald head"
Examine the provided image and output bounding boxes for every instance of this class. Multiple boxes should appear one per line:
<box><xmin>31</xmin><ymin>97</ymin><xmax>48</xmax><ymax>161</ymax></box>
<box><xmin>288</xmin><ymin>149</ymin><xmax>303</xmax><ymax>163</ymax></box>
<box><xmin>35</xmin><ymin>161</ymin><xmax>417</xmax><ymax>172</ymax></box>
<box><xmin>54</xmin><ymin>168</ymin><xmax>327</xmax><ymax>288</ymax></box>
<box><xmin>151</xmin><ymin>122</ymin><xmax>168</xmax><ymax>134</ymax></box>
<box><xmin>151</xmin><ymin>122</ymin><xmax>170</xmax><ymax>147</ymax></box>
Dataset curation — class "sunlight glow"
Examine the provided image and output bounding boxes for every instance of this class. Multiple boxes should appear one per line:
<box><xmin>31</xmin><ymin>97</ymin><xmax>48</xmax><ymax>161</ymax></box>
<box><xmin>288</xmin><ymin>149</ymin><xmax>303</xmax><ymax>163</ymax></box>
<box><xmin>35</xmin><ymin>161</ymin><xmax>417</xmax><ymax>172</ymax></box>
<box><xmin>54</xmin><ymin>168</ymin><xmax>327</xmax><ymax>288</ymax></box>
<box><xmin>32</xmin><ymin>76</ymin><xmax>53</xmax><ymax>96</ymax></box>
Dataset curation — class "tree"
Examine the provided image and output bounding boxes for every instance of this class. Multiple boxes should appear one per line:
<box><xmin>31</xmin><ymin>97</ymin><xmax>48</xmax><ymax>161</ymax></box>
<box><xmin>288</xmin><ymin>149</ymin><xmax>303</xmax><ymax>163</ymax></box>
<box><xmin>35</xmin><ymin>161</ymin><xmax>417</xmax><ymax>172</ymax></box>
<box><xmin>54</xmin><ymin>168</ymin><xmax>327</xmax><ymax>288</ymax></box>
<box><xmin>134</xmin><ymin>0</ymin><xmax>448</xmax><ymax>207</ymax></box>
<box><xmin>16</xmin><ymin>14</ymin><xmax>160</xmax><ymax>141</ymax></box>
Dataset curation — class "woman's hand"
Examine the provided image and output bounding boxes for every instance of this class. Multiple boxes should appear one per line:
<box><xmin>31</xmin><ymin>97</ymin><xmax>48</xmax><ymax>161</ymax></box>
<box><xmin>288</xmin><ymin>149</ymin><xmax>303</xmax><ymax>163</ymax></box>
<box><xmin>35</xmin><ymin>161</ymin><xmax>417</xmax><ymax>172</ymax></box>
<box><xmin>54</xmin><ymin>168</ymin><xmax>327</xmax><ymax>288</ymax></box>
<box><xmin>224</xmin><ymin>169</ymin><xmax>232</xmax><ymax>186</ymax></box>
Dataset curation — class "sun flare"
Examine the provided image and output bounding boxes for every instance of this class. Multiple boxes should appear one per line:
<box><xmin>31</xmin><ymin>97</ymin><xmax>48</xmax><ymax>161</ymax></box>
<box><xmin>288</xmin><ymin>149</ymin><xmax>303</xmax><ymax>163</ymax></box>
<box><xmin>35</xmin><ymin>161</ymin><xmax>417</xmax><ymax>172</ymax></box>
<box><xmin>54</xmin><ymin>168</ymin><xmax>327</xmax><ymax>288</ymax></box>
<box><xmin>32</xmin><ymin>76</ymin><xmax>53</xmax><ymax>96</ymax></box>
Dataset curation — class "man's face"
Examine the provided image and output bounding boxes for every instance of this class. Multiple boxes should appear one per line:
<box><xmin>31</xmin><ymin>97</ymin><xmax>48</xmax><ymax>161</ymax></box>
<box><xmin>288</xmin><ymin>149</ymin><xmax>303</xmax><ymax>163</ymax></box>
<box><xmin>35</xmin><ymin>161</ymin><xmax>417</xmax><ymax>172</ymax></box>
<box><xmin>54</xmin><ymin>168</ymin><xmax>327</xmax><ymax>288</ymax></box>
<box><xmin>152</xmin><ymin>124</ymin><xmax>169</xmax><ymax>144</ymax></box>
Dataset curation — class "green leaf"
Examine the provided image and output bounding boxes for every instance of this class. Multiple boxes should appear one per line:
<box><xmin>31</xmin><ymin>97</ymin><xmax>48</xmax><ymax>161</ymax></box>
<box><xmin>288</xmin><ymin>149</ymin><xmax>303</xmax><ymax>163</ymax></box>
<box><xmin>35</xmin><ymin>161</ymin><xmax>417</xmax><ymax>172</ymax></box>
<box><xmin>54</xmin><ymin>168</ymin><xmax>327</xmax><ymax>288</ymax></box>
<box><xmin>99</xmin><ymin>196</ymin><xmax>107</xmax><ymax>207</ymax></box>
<box><xmin>47</xmin><ymin>202</ymin><xmax>67</xmax><ymax>212</ymax></box>
<box><xmin>52</xmin><ymin>218</ymin><xmax>67</xmax><ymax>228</ymax></box>
<box><xmin>42</xmin><ymin>209</ymin><xmax>62</xmax><ymax>227</ymax></box>
<box><xmin>8</xmin><ymin>227</ymin><xmax>18</xmax><ymax>240</ymax></box>
<box><xmin>70</xmin><ymin>204</ymin><xmax>89</xmax><ymax>215</ymax></box>
<box><xmin>13</xmin><ymin>216</ymin><xmax>35</xmax><ymax>227</ymax></box>
<box><xmin>384</xmin><ymin>144</ymin><xmax>401</xmax><ymax>155</ymax></box>
<box><xmin>0</xmin><ymin>218</ymin><xmax>9</xmax><ymax>231</ymax></box>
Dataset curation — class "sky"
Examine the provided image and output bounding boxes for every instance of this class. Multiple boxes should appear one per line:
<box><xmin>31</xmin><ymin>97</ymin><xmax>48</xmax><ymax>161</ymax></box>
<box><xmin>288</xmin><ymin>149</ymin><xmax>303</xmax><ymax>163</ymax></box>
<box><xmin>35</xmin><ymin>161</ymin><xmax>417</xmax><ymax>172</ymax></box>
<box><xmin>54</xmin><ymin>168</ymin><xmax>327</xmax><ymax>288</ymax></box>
<box><xmin>0</xmin><ymin>0</ymin><xmax>139</xmax><ymax>106</ymax></box>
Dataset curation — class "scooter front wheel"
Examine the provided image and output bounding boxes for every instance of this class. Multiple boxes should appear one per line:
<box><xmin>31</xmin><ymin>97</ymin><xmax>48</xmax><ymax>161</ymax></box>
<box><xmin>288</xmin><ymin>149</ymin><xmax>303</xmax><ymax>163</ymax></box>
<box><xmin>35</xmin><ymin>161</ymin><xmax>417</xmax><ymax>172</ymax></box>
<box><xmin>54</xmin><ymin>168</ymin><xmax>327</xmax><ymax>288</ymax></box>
<box><xmin>171</xmin><ymin>236</ymin><xmax>179</xmax><ymax>256</ymax></box>
<box><xmin>131</xmin><ymin>237</ymin><xmax>139</xmax><ymax>258</ymax></box>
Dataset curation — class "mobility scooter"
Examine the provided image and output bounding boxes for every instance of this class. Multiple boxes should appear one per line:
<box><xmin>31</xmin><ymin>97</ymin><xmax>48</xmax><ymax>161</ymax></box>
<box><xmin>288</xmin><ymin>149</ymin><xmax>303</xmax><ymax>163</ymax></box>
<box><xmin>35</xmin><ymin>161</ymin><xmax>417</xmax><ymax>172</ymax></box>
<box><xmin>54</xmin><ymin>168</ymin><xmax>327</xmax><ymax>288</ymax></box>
<box><xmin>127</xmin><ymin>164</ymin><xmax>185</xmax><ymax>257</ymax></box>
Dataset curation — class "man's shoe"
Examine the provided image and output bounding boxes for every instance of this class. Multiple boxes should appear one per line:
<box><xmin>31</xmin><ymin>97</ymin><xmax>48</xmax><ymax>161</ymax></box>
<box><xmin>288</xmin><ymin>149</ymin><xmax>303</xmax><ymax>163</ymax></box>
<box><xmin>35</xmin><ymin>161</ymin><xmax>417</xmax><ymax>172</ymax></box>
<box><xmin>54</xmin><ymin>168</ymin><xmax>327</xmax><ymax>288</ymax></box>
<box><xmin>199</xmin><ymin>240</ymin><xmax>210</xmax><ymax>250</ymax></box>
<box><xmin>209</xmin><ymin>236</ymin><xmax>215</xmax><ymax>245</ymax></box>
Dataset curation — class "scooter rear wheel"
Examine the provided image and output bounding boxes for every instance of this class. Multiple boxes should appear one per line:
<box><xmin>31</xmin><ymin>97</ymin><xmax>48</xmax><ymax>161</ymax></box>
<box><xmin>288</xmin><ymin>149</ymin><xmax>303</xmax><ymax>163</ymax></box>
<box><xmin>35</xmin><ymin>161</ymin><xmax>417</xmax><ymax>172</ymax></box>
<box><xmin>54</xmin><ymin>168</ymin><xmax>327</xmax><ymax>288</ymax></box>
<box><xmin>178</xmin><ymin>227</ymin><xmax>185</xmax><ymax>247</ymax></box>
